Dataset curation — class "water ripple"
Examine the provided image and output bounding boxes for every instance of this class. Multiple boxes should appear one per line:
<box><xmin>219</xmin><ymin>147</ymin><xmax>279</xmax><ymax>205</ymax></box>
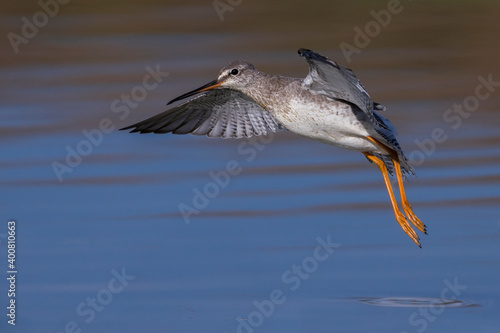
<box><xmin>351</xmin><ymin>296</ymin><xmax>478</xmax><ymax>308</ymax></box>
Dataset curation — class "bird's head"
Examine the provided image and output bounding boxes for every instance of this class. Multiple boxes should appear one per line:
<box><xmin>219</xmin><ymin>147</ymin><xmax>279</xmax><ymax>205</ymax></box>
<box><xmin>167</xmin><ymin>61</ymin><xmax>257</xmax><ymax>105</ymax></box>
<box><xmin>216</xmin><ymin>61</ymin><xmax>257</xmax><ymax>90</ymax></box>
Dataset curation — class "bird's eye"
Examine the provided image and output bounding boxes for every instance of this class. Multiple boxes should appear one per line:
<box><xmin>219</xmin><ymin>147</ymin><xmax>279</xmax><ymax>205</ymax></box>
<box><xmin>230</xmin><ymin>68</ymin><xmax>239</xmax><ymax>75</ymax></box>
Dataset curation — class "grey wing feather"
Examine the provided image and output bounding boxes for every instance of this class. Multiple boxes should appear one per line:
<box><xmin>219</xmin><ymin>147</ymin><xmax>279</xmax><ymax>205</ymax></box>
<box><xmin>299</xmin><ymin>49</ymin><xmax>375</xmax><ymax>122</ymax></box>
<box><xmin>121</xmin><ymin>89</ymin><xmax>285</xmax><ymax>139</ymax></box>
<box><xmin>299</xmin><ymin>49</ymin><xmax>415</xmax><ymax>177</ymax></box>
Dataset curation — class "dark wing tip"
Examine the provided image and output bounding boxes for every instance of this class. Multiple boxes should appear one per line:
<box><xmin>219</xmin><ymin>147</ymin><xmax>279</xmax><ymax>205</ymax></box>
<box><xmin>298</xmin><ymin>48</ymin><xmax>312</xmax><ymax>56</ymax></box>
<box><xmin>119</xmin><ymin>124</ymin><xmax>142</xmax><ymax>133</ymax></box>
<box><xmin>120</xmin><ymin>126</ymin><xmax>155</xmax><ymax>134</ymax></box>
<box><xmin>298</xmin><ymin>48</ymin><xmax>338</xmax><ymax>68</ymax></box>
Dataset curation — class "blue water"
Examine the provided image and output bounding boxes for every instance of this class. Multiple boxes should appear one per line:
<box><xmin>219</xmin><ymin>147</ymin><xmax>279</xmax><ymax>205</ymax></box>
<box><xmin>1</xmin><ymin>1</ymin><xmax>500</xmax><ymax>332</ymax></box>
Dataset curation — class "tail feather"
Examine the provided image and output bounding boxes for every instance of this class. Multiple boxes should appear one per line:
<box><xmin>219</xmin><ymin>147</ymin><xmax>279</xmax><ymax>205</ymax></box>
<box><xmin>372</xmin><ymin>111</ymin><xmax>415</xmax><ymax>179</ymax></box>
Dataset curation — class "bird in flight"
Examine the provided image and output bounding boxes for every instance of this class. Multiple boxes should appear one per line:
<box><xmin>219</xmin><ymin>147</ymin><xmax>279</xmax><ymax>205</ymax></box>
<box><xmin>121</xmin><ymin>48</ymin><xmax>427</xmax><ymax>247</ymax></box>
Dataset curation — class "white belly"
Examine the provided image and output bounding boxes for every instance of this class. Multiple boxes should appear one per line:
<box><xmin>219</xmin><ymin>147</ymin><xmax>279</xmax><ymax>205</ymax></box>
<box><xmin>273</xmin><ymin>99</ymin><xmax>381</xmax><ymax>152</ymax></box>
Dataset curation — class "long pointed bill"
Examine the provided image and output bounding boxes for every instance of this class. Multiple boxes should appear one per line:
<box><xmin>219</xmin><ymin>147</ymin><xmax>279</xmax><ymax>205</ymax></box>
<box><xmin>167</xmin><ymin>79</ymin><xmax>223</xmax><ymax>105</ymax></box>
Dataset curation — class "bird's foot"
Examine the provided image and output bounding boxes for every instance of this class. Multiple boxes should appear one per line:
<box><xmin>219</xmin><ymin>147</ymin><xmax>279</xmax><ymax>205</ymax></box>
<box><xmin>402</xmin><ymin>200</ymin><xmax>427</xmax><ymax>234</ymax></box>
<box><xmin>395</xmin><ymin>210</ymin><xmax>421</xmax><ymax>248</ymax></box>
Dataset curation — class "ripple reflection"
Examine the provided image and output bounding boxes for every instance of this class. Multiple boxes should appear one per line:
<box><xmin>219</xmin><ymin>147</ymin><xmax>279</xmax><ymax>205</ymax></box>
<box><xmin>351</xmin><ymin>296</ymin><xmax>478</xmax><ymax>308</ymax></box>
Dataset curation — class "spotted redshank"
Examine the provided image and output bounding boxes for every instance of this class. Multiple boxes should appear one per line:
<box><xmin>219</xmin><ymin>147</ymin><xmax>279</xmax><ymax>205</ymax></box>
<box><xmin>121</xmin><ymin>48</ymin><xmax>427</xmax><ymax>247</ymax></box>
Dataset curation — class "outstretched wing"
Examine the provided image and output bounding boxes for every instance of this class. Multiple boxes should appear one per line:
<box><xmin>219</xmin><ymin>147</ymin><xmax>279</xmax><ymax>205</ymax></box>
<box><xmin>121</xmin><ymin>89</ymin><xmax>285</xmax><ymax>139</ymax></box>
<box><xmin>298</xmin><ymin>48</ymin><xmax>376</xmax><ymax>122</ymax></box>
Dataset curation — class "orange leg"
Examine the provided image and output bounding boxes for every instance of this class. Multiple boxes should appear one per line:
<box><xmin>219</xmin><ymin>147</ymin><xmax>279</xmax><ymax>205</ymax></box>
<box><xmin>391</xmin><ymin>155</ymin><xmax>427</xmax><ymax>234</ymax></box>
<box><xmin>363</xmin><ymin>152</ymin><xmax>421</xmax><ymax>247</ymax></box>
<box><xmin>365</xmin><ymin>136</ymin><xmax>427</xmax><ymax>235</ymax></box>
